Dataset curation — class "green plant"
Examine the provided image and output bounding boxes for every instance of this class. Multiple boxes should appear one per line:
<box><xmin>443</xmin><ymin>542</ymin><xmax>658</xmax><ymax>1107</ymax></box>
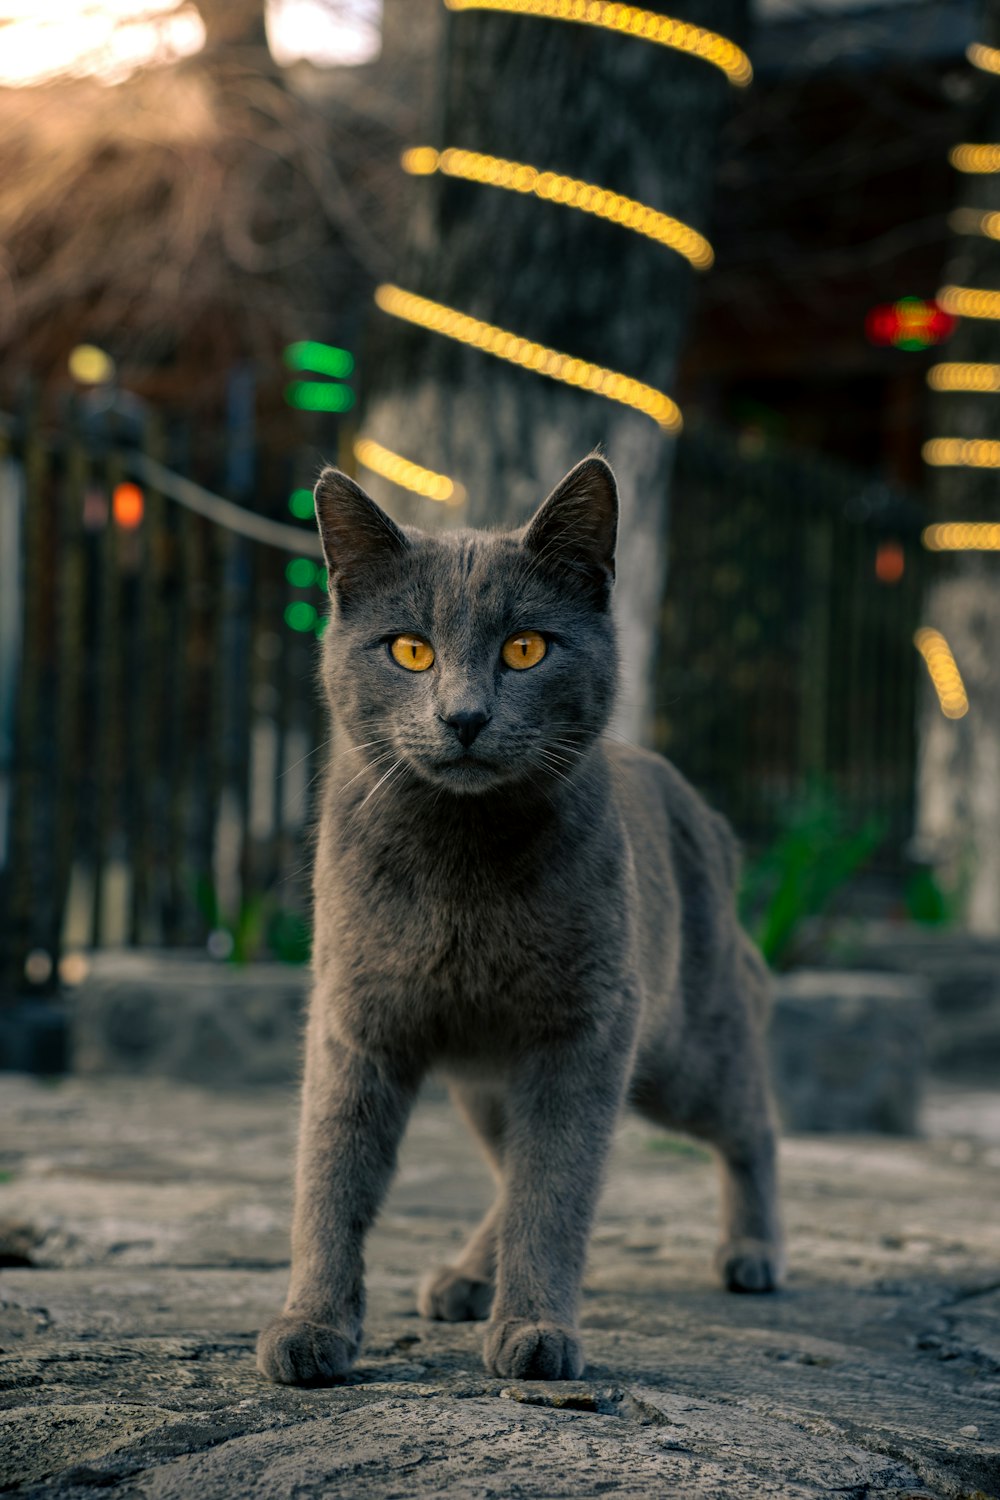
<box><xmin>740</xmin><ymin>784</ymin><xmax>884</xmax><ymax>970</ymax></box>
<box><xmin>195</xmin><ymin>877</ymin><xmax>311</xmax><ymax>965</ymax></box>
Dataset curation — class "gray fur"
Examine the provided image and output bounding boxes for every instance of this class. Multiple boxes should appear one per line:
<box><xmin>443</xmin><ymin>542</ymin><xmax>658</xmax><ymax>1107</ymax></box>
<box><xmin>257</xmin><ymin>455</ymin><xmax>784</xmax><ymax>1387</ymax></box>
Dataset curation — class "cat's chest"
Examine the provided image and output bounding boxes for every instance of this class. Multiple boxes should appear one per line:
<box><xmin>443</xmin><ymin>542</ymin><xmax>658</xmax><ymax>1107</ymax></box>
<box><xmin>324</xmin><ymin>825</ymin><xmax>626</xmax><ymax>1028</ymax></box>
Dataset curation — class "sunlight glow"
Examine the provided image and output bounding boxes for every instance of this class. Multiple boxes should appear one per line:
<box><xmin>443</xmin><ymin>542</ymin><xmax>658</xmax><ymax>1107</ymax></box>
<box><xmin>0</xmin><ymin>0</ymin><xmax>383</xmax><ymax>87</ymax></box>
<box><xmin>0</xmin><ymin>1</ymin><xmax>206</xmax><ymax>88</ymax></box>
<box><xmin>265</xmin><ymin>0</ymin><xmax>382</xmax><ymax>68</ymax></box>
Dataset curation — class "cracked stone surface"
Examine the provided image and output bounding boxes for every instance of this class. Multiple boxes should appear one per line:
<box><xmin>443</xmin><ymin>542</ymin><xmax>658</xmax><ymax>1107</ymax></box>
<box><xmin>1</xmin><ymin>1076</ymin><xmax>999</xmax><ymax>1499</ymax></box>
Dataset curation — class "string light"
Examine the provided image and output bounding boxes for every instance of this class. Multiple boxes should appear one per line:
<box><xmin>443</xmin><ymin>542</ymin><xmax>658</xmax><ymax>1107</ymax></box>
<box><xmin>923</xmin><ymin>523</ymin><xmax>1000</xmax><ymax>552</ymax></box>
<box><xmin>927</xmin><ymin>362</ymin><xmax>1000</xmax><ymax>393</ymax></box>
<box><xmin>374</xmin><ymin>283</ymin><xmax>683</xmax><ymax>431</ymax></box>
<box><xmin>923</xmin><ymin>437</ymin><xmax>1000</xmax><ymax>469</ymax></box>
<box><xmin>968</xmin><ymin>40</ymin><xmax>1000</xmax><ymax>76</ymax></box>
<box><xmin>285</xmin><ymin>381</ymin><xmax>355</xmax><ymax>412</ymax></box>
<box><xmin>948</xmin><ymin>207</ymin><xmax>1000</xmax><ymax>242</ymax></box>
<box><xmin>401</xmin><ymin>145</ymin><xmax>714</xmax><ymax>269</ymax></box>
<box><xmin>353</xmin><ymin>437</ymin><xmax>467</xmax><ymax>506</ymax></box>
<box><xmin>443</xmin><ymin>0</ymin><xmax>752</xmax><ymax>86</ymax></box>
<box><xmin>284</xmin><ymin>341</ymin><xmax>355</xmax><ymax>378</ymax></box>
<box><xmin>937</xmin><ymin>285</ymin><xmax>1000</xmax><ymax>321</ymax></box>
<box><xmin>864</xmin><ymin>296</ymin><xmax>955</xmax><ymax>350</ymax></box>
<box><xmin>949</xmin><ymin>143</ymin><xmax>1000</xmax><ymax>174</ymax></box>
<box><xmin>914</xmin><ymin>628</ymin><xmax>969</xmax><ymax>720</ymax></box>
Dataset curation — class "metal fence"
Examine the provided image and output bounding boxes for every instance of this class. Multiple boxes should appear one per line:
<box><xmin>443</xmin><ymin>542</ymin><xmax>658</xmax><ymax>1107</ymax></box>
<box><xmin>0</xmin><ymin>410</ymin><xmax>928</xmax><ymax>995</ymax></box>
<box><xmin>656</xmin><ymin>425</ymin><xmax>927</xmax><ymax>855</ymax></box>
<box><xmin>0</xmin><ymin>409</ymin><xmax>327</xmax><ymax>994</ymax></box>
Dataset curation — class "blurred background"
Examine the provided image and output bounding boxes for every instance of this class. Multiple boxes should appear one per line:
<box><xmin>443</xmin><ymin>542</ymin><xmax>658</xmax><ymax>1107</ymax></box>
<box><xmin>0</xmin><ymin>0</ymin><xmax>998</xmax><ymax>1108</ymax></box>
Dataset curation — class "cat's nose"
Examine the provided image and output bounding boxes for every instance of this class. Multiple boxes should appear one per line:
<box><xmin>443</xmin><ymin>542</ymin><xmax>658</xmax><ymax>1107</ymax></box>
<box><xmin>442</xmin><ymin>709</ymin><xmax>492</xmax><ymax>748</ymax></box>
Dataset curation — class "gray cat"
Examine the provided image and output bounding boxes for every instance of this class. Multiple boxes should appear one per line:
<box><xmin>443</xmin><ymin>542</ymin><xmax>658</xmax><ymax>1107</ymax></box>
<box><xmin>257</xmin><ymin>455</ymin><xmax>783</xmax><ymax>1386</ymax></box>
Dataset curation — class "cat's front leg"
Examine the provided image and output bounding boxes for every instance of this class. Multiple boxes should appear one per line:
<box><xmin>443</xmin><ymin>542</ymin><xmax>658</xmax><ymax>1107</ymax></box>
<box><xmin>483</xmin><ymin>1030</ymin><xmax>631</xmax><ymax>1381</ymax></box>
<box><xmin>257</xmin><ymin>1020</ymin><xmax>416</xmax><ymax>1385</ymax></box>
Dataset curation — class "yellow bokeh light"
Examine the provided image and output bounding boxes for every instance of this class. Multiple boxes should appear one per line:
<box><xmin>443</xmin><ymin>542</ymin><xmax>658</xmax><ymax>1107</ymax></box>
<box><xmin>937</xmin><ymin>284</ymin><xmax>1000</xmax><ymax>321</ymax></box>
<box><xmin>923</xmin><ymin>437</ymin><xmax>1000</xmax><ymax>469</ymax></box>
<box><xmin>922</xmin><ymin>522</ymin><xmax>1000</xmax><ymax>552</ymax></box>
<box><xmin>443</xmin><ymin>0</ymin><xmax>752</xmax><ymax>86</ymax></box>
<box><xmin>949</xmin><ymin>143</ymin><xmax>1000</xmax><ymax>174</ymax></box>
<box><xmin>68</xmin><ymin>343</ymin><xmax>116</xmax><ymax>385</ymax></box>
<box><xmin>968</xmin><ymin>40</ymin><xmax>1000</xmax><ymax>76</ymax></box>
<box><xmin>948</xmin><ymin>207</ymin><xmax>1000</xmax><ymax>242</ymax></box>
<box><xmin>401</xmin><ymin>145</ymin><xmax>714</xmax><ymax>270</ymax></box>
<box><xmin>914</xmin><ymin>627</ymin><xmax>969</xmax><ymax>720</ymax></box>
<box><xmin>374</xmin><ymin>283</ymin><xmax>682</xmax><ymax>431</ymax></box>
<box><xmin>353</xmin><ymin>438</ymin><xmax>466</xmax><ymax>506</ymax></box>
<box><xmin>927</xmin><ymin>363</ymin><xmax>1000</xmax><ymax>393</ymax></box>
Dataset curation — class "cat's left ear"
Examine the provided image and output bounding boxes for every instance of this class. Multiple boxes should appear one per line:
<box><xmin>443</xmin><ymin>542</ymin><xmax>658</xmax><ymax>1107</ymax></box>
<box><xmin>313</xmin><ymin>467</ymin><xmax>409</xmax><ymax>605</ymax></box>
<box><xmin>523</xmin><ymin>455</ymin><xmax>618</xmax><ymax>604</ymax></box>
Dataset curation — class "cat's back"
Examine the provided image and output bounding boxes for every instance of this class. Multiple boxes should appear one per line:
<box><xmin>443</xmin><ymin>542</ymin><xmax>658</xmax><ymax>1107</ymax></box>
<box><xmin>607</xmin><ymin>739</ymin><xmax>739</xmax><ymax>897</ymax></box>
<box><xmin>606</xmin><ymin>739</ymin><xmax>743</xmax><ymax>1020</ymax></box>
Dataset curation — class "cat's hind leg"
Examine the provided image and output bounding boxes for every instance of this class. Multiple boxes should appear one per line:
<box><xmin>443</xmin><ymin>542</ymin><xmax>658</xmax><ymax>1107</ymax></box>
<box><xmin>637</xmin><ymin>946</ymin><xmax>784</xmax><ymax>1294</ymax></box>
<box><xmin>709</xmin><ymin>942</ymin><xmax>785</xmax><ymax>1292</ymax></box>
<box><xmin>418</xmin><ymin>1082</ymin><xmax>504</xmax><ymax>1322</ymax></box>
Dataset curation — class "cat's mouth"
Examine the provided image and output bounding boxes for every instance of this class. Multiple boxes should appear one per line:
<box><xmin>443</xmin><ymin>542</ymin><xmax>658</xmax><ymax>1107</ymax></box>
<box><xmin>417</xmin><ymin>748</ymin><xmax>509</xmax><ymax>791</ymax></box>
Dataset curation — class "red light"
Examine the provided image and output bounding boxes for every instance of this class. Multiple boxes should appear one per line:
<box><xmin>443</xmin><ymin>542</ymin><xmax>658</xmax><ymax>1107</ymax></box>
<box><xmin>875</xmin><ymin>540</ymin><xmax>905</xmax><ymax>584</ymax></box>
<box><xmin>864</xmin><ymin>298</ymin><xmax>957</xmax><ymax>350</ymax></box>
<box><xmin>112</xmin><ymin>482</ymin><xmax>144</xmax><ymax>529</ymax></box>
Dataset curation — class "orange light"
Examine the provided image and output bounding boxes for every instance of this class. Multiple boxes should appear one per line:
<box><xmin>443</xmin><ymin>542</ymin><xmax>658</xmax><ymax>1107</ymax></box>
<box><xmin>875</xmin><ymin>540</ymin><xmax>905</xmax><ymax>584</ymax></box>
<box><xmin>112</xmin><ymin>481</ymin><xmax>144</xmax><ymax>529</ymax></box>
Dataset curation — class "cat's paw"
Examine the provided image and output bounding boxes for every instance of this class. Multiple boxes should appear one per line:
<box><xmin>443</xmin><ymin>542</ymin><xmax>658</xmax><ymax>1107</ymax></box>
<box><xmin>483</xmin><ymin>1318</ymin><xmax>584</xmax><ymax>1380</ymax></box>
<box><xmin>418</xmin><ymin>1266</ymin><xmax>494</xmax><ymax>1322</ymax></box>
<box><xmin>256</xmin><ymin>1315</ymin><xmax>357</xmax><ymax>1385</ymax></box>
<box><xmin>716</xmin><ymin>1237</ymin><xmax>785</xmax><ymax>1293</ymax></box>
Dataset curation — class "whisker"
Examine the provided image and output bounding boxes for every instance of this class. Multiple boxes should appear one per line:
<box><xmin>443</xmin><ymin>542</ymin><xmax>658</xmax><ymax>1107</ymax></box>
<box><xmin>342</xmin><ymin>734</ymin><xmax>399</xmax><ymax>754</ymax></box>
<box><xmin>278</xmin><ymin>736</ymin><xmax>331</xmax><ymax>780</ymax></box>
<box><xmin>339</xmin><ymin>747</ymin><xmax>398</xmax><ymax>794</ymax></box>
<box><xmin>354</xmin><ymin>756</ymin><xmax>406</xmax><ymax>813</ymax></box>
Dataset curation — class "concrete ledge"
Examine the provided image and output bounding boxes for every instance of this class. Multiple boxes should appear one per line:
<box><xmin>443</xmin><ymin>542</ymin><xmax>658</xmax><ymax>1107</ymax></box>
<box><xmin>70</xmin><ymin>951</ymin><xmax>308</xmax><ymax>1087</ymax></box>
<box><xmin>65</xmin><ymin>953</ymin><xmax>929</xmax><ymax>1136</ymax></box>
<box><xmin>771</xmin><ymin>969</ymin><xmax>929</xmax><ymax>1135</ymax></box>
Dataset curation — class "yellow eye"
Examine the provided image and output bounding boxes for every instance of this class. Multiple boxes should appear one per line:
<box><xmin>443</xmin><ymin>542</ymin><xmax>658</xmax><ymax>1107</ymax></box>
<box><xmin>502</xmin><ymin>630</ymin><xmax>547</xmax><ymax>670</ymax></box>
<box><xmin>390</xmin><ymin>634</ymin><xmax>435</xmax><ymax>672</ymax></box>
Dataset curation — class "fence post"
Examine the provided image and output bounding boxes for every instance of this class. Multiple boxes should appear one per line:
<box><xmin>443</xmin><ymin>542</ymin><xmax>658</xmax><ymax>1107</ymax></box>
<box><xmin>6</xmin><ymin>404</ymin><xmax>51</xmax><ymax>993</ymax></box>
<box><xmin>50</xmin><ymin>426</ymin><xmax>88</xmax><ymax>972</ymax></box>
<box><xmin>799</xmin><ymin>514</ymin><xmax>833</xmax><ymax>782</ymax></box>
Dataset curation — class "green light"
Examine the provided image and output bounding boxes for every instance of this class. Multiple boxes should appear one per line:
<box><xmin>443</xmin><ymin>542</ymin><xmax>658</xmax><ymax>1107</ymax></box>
<box><xmin>285</xmin><ymin>381</ymin><xmax>355</xmax><ymax>412</ymax></box>
<box><xmin>285</xmin><ymin>601</ymin><xmax>318</xmax><ymax>632</ymax></box>
<box><xmin>286</xmin><ymin>557</ymin><xmax>318</xmax><ymax>588</ymax></box>
<box><xmin>288</xmin><ymin>488</ymin><xmax>314</xmax><ymax>519</ymax></box>
<box><xmin>315</xmin><ymin>615</ymin><xmax>329</xmax><ymax>637</ymax></box>
<box><xmin>284</xmin><ymin>341</ymin><xmax>355</xmax><ymax>378</ymax></box>
<box><xmin>316</xmin><ymin>567</ymin><xmax>328</xmax><ymax>591</ymax></box>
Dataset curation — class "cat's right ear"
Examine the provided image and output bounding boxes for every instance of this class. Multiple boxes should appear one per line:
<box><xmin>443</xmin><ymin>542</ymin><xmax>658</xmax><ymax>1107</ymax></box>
<box><xmin>313</xmin><ymin>467</ymin><xmax>409</xmax><ymax>605</ymax></box>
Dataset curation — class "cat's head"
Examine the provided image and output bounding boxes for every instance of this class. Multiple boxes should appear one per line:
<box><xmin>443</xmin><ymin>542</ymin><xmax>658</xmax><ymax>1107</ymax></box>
<box><xmin>314</xmin><ymin>455</ymin><xmax>618</xmax><ymax>796</ymax></box>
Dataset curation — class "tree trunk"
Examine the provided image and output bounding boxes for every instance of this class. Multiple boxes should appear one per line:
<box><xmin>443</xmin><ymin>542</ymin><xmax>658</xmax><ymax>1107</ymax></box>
<box><xmin>360</xmin><ymin>0</ymin><xmax>748</xmax><ymax>743</ymax></box>
<box><xmin>916</xmin><ymin>4</ymin><xmax>1000</xmax><ymax>934</ymax></box>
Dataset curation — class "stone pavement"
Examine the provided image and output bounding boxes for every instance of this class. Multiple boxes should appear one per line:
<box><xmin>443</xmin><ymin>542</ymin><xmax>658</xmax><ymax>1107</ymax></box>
<box><xmin>1</xmin><ymin>1076</ymin><xmax>998</xmax><ymax>1499</ymax></box>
